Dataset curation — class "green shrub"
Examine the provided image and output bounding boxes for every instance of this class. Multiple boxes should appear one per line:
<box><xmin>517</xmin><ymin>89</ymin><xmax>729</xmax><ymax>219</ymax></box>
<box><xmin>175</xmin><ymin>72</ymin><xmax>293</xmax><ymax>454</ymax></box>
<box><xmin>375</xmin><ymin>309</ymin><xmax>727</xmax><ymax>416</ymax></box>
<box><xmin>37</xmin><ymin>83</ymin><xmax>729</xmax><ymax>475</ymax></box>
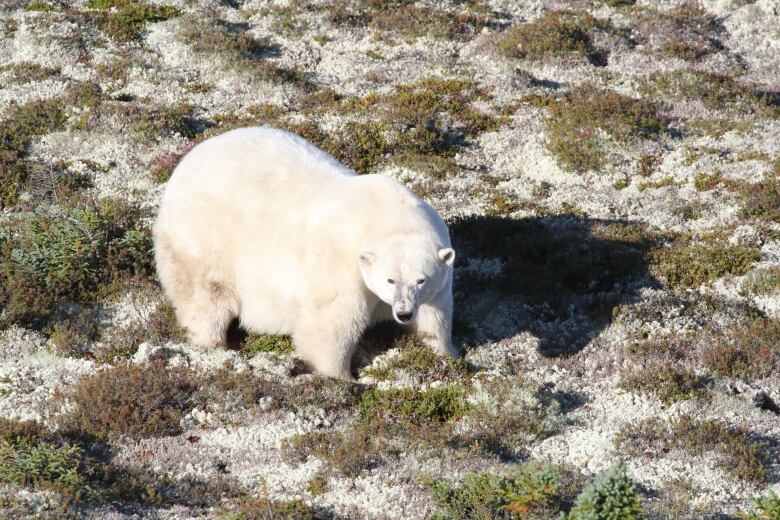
<box><xmin>615</xmin><ymin>416</ymin><xmax>768</xmax><ymax>483</ymax></box>
<box><xmin>85</xmin><ymin>0</ymin><xmax>181</xmax><ymax>42</ymax></box>
<box><xmin>543</xmin><ymin>85</ymin><xmax>666</xmax><ymax>173</ymax></box>
<box><xmin>741</xmin><ymin>267</ymin><xmax>780</xmax><ymax>296</ymax></box>
<box><xmin>241</xmin><ymin>334</ymin><xmax>294</xmax><ymax>356</ymax></box>
<box><xmin>497</xmin><ymin>11</ymin><xmax>614</xmax><ymax>65</ymax></box>
<box><xmin>0</xmin><ymin>99</ymin><xmax>67</xmax><ymax>208</ymax></box>
<box><xmin>359</xmin><ymin>384</ymin><xmax>468</xmax><ymax>430</ymax></box>
<box><xmin>456</xmin><ymin>378</ymin><xmax>566</xmax><ymax>457</ymax></box>
<box><xmin>739</xmin><ymin>491</ymin><xmax>780</xmax><ymax>520</ymax></box>
<box><xmin>738</xmin><ymin>178</ymin><xmax>780</xmax><ymax>221</ymax></box>
<box><xmin>564</xmin><ymin>460</ymin><xmax>644</xmax><ymax>519</ymax></box>
<box><xmin>702</xmin><ymin>317</ymin><xmax>780</xmax><ymax>380</ymax></box>
<box><xmin>427</xmin><ymin>463</ymin><xmax>579</xmax><ymax>519</ymax></box>
<box><xmin>58</xmin><ymin>361</ymin><xmax>198</xmax><ymax>441</ymax></box>
<box><xmin>640</xmin><ymin>71</ymin><xmax>779</xmax><ymax>118</ymax></box>
<box><xmin>0</xmin><ymin>439</ymin><xmax>86</xmax><ymax>497</ymax></box>
<box><xmin>283</xmin><ymin>429</ymin><xmax>380</xmax><ymax>478</ymax></box>
<box><xmin>0</xmin><ymin>197</ymin><xmax>155</xmax><ymax>329</ymax></box>
<box><xmin>179</xmin><ymin>17</ymin><xmax>313</xmax><ymax>90</ymax></box>
<box><xmin>651</xmin><ymin>239</ymin><xmax>760</xmax><ymax>288</ymax></box>
<box><xmin>362</xmin><ymin>332</ymin><xmax>470</xmax><ymax>382</ymax></box>
<box><xmin>0</xmin><ymin>418</ymin><xmax>244</xmax><ymax>508</ymax></box>
<box><xmin>620</xmin><ymin>363</ymin><xmax>710</xmax><ymax>404</ymax></box>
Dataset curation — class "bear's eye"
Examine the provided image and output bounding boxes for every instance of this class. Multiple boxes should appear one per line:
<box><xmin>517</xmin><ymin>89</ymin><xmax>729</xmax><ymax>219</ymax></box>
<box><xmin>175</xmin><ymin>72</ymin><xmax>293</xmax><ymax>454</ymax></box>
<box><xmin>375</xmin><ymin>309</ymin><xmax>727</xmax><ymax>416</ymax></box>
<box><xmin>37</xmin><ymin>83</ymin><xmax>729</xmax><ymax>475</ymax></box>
<box><xmin>387</xmin><ymin>279</ymin><xmax>395</xmax><ymax>284</ymax></box>
<box><xmin>417</xmin><ymin>278</ymin><xmax>425</xmax><ymax>285</ymax></box>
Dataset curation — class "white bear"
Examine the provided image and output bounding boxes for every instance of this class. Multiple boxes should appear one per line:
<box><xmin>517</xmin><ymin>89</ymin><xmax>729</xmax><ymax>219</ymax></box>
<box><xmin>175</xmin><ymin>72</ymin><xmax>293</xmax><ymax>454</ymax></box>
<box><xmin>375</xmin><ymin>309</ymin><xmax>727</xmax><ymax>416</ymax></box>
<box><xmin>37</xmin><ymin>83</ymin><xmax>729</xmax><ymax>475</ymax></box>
<box><xmin>153</xmin><ymin>127</ymin><xmax>457</xmax><ymax>380</ymax></box>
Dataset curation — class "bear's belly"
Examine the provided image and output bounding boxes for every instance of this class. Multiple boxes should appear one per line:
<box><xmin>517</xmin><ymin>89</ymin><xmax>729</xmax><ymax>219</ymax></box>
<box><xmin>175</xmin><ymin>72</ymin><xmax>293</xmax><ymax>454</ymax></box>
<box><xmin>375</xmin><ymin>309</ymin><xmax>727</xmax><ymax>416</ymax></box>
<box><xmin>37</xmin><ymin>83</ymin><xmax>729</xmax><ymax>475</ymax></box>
<box><xmin>238</xmin><ymin>286</ymin><xmax>299</xmax><ymax>334</ymax></box>
<box><xmin>234</xmin><ymin>255</ymin><xmax>306</xmax><ymax>334</ymax></box>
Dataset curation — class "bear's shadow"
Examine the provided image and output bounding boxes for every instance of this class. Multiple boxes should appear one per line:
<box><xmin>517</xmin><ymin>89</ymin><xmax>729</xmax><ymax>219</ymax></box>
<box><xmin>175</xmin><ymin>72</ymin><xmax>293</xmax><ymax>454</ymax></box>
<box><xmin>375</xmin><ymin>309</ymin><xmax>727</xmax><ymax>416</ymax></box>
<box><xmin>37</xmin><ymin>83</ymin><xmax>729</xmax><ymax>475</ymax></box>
<box><xmin>447</xmin><ymin>214</ymin><xmax>658</xmax><ymax>358</ymax></box>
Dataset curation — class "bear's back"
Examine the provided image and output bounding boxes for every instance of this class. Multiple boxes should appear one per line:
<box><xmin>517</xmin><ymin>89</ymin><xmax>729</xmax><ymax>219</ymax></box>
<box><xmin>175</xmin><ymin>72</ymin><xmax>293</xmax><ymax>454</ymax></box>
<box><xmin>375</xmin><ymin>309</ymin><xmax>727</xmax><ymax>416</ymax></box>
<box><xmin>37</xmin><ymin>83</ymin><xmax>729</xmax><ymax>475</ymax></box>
<box><xmin>168</xmin><ymin>127</ymin><xmax>353</xmax><ymax>193</ymax></box>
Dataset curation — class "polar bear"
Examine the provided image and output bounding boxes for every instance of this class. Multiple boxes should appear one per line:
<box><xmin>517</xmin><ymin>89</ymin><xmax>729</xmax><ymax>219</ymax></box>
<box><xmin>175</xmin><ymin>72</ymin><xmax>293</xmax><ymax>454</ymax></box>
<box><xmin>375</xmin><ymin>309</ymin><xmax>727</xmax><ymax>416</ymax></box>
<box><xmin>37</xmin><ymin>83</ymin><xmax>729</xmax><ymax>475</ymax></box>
<box><xmin>153</xmin><ymin>127</ymin><xmax>457</xmax><ymax>380</ymax></box>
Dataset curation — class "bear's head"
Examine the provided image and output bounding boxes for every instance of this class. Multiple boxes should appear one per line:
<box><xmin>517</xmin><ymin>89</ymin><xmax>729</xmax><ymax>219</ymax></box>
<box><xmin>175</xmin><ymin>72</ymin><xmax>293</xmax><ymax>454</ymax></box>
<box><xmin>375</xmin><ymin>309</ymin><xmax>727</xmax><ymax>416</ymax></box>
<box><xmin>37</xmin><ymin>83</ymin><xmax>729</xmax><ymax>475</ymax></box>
<box><xmin>359</xmin><ymin>236</ymin><xmax>455</xmax><ymax>325</ymax></box>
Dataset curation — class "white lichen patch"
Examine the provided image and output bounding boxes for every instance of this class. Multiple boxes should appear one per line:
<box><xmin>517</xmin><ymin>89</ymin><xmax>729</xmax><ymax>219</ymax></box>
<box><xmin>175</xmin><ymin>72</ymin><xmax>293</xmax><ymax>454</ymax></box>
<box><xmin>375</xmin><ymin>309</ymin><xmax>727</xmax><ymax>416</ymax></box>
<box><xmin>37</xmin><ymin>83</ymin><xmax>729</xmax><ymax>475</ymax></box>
<box><xmin>0</xmin><ymin>352</ymin><xmax>95</xmax><ymax>423</ymax></box>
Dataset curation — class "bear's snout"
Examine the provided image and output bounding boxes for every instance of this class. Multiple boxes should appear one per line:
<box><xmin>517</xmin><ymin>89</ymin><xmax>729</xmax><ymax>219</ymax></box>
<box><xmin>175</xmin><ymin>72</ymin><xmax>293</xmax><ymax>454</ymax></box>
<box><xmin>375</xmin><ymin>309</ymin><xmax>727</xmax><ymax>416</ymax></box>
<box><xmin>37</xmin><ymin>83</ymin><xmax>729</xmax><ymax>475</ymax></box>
<box><xmin>395</xmin><ymin>311</ymin><xmax>413</xmax><ymax>323</ymax></box>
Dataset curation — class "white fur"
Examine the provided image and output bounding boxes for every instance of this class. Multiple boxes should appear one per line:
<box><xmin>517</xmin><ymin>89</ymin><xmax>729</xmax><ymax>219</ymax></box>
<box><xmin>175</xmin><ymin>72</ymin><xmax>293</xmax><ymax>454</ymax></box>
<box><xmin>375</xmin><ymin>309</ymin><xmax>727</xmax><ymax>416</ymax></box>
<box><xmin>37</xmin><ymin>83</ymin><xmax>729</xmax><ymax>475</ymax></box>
<box><xmin>152</xmin><ymin>127</ymin><xmax>457</xmax><ymax>380</ymax></box>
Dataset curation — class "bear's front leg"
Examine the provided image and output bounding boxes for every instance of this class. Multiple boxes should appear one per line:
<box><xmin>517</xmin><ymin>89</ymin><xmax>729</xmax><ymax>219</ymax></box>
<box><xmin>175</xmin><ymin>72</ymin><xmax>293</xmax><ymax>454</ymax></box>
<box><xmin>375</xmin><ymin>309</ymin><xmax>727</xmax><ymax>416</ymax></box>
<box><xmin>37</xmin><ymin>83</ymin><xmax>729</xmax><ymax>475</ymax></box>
<box><xmin>293</xmin><ymin>296</ymin><xmax>370</xmax><ymax>381</ymax></box>
<box><xmin>413</xmin><ymin>281</ymin><xmax>458</xmax><ymax>357</ymax></box>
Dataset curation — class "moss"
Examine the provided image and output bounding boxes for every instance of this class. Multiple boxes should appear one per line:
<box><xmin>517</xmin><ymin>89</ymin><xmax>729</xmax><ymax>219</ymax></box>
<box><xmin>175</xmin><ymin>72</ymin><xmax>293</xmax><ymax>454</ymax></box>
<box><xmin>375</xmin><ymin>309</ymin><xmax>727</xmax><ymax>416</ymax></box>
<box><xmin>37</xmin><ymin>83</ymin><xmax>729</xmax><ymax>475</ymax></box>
<box><xmin>85</xmin><ymin>0</ymin><xmax>181</xmax><ymax>42</ymax></box>
<box><xmin>129</xmin><ymin>102</ymin><xmax>198</xmax><ymax>142</ymax></box>
<box><xmin>543</xmin><ymin>85</ymin><xmax>667</xmax><ymax>173</ymax></box>
<box><xmin>58</xmin><ymin>360</ymin><xmax>197</xmax><ymax>441</ymax></box>
<box><xmin>306</xmin><ymin>473</ymin><xmax>329</xmax><ymax>497</ymax></box>
<box><xmin>148</xmin><ymin>142</ymin><xmax>194</xmax><ymax>183</ymax></box>
<box><xmin>49</xmin><ymin>309</ymin><xmax>99</xmax><ymax>358</ymax></box>
<box><xmin>650</xmin><ymin>238</ymin><xmax>761</xmax><ymax>288</ymax></box>
<box><xmin>615</xmin><ymin>415</ymin><xmax>768</xmax><ymax>483</ymax></box>
<box><xmin>368</xmin><ymin>4</ymin><xmax>493</xmax><ymax>42</ymax></box>
<box><xmin>497</xmin><ymin>11</ymin><xmax>615</xmax><ymax>66</ymax></box>
<box><xmin>241</xmin><ymin>334</ymin><xmax>294</xmax><ymax>356</ymax></box>
<box><xmin>0</xmin><ymin>99</ymin><xmax>67</xmax><ymax>208</ymax></box>
<box><xmin>392</xmin><ymin>153</ymin><xmax>457</xmax><ymax>179</ymax></box>
<box><xmin>636</xmin><ymin>154</ymin><xmax>660</xmax><ymax>177</ymax></box>
<box><xmin>689</xmin><ymin>117</ymin><xmax>755</xmax><ymax>137</ymax></box>
<box><xmin>643</xmin><ymin>4</ymin><xmax>720</xmax><ymax>62</ymax></box>
<box><xmin>266</xmin><ymin>3</ymin><xmax>310</xmax><ymax>37</ymax></box>
<box><xmin>620</xmin><ymin>363</ymin><xmax>710</xmax><ymax>404</ymax></box>
<box><xmin>693</xmin><ymin>171</ymin><xmax>722</xmax><ymax>191</ymax></box>
<box><xmin>426</xmin><ymin>463</ymin><xmax>581</xmax><ymax>520</ymax></box>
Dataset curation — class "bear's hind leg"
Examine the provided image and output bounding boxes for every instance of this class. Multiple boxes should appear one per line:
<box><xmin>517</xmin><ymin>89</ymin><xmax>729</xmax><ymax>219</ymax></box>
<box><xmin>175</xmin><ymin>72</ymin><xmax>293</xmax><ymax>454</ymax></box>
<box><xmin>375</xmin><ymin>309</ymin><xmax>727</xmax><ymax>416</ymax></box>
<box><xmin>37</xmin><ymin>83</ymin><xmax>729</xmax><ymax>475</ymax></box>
<box><xmin>179</xmin><ymin>280</ymin><xmax>239</xmax><ymax>347</ymax></box>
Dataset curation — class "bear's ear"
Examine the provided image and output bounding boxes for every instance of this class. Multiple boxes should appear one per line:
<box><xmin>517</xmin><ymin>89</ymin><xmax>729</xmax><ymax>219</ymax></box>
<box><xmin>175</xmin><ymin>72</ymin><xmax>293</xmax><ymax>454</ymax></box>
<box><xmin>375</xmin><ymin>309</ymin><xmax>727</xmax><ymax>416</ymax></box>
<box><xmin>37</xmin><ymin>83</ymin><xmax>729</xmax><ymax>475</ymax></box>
<box><xmin>359</xmin><ymin>252</ymin><xmax>376</xmax><ymax>266</ymax></box>
<box><xmin>438</xmin><ymin>248</ymin><xmax>455</xmax><ymax>266</ymax></box>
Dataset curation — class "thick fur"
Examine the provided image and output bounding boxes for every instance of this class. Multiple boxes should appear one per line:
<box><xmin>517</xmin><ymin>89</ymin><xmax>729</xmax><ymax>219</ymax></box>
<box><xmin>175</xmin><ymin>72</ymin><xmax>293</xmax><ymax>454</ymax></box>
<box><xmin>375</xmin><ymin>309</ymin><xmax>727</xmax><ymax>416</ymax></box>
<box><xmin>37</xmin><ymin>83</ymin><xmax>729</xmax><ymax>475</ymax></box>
<box><xmin>153</xmin><ymin>127</ymin><xmax>456</xmax><ymax>379</ymax></box>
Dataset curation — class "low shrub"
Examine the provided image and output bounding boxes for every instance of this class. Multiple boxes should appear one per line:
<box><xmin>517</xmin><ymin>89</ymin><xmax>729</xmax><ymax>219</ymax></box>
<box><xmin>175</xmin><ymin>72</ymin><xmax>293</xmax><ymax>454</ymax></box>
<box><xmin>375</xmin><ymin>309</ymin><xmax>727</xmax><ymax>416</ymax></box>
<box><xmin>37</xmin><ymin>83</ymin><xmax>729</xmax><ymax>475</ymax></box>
<box><xmin>58</xmin><ymin>360</ymin><xmax>198</xmax><ymax>441</ymax></box>
<box><xmin>427</xmin><ymin>463</ymin><xmax>580</xmax><ymax>520</ymax></box>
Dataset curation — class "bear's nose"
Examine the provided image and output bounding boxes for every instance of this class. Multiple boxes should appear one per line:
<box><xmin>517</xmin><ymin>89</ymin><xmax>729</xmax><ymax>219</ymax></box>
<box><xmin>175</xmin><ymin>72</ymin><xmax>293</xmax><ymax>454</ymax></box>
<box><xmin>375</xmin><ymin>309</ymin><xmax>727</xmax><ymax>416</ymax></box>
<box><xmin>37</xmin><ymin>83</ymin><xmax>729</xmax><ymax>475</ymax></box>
<box><xmin>396</xmin><ymin>311</ymin><xmax>413</xmax><ymax>323</ymax></box>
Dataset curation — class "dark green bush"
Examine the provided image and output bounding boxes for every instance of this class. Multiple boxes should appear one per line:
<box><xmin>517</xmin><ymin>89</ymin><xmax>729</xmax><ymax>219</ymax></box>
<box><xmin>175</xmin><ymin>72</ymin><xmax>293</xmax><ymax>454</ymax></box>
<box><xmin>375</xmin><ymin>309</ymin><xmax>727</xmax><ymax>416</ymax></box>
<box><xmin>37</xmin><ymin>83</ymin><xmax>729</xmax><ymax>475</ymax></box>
<box><xmin>563</xmin><ymin>460</ymin><xmax>644</xmax><ymax>519</ymax></box>
<box><xmin>0</xmin><ymin>197</ymin><xmax>155</xmax><ymax>329</ymax></box>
